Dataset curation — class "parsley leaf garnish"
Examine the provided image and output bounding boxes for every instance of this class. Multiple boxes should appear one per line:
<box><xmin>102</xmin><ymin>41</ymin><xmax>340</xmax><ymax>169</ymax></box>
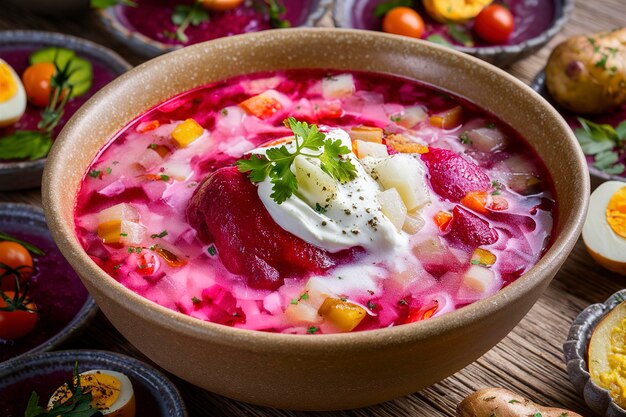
<box><xmin>150</xmin><ymin>230</ymin><xmax>168</xmax><ymax>239</ymax></box>
<box><xmin>166</xmin><ymin>2</ymin><xmax>209</xmax><ymax>43</ymax></box>
<box><xmin>426</xmin><ymin>34</ymin><xmax>453</xmax><ymax>47</ymax></box>
<box><xmin>263</xmin><ymin>0</ymin><xmax>290</xmax><ymax>28</ymax></box>
<box><xmin>446</xmin><ymin>23</ymin><xmax>474</xmax><ymax>47</ymax></box>
<box><xmin>0</xmin><ymin>131</ymin><xmax>52</xmax><ymax>161</ymax></box>
<box><xmin>236</xmin><ymin>117</ymin><xmax>357</xmax><ymax>204</ymax></box>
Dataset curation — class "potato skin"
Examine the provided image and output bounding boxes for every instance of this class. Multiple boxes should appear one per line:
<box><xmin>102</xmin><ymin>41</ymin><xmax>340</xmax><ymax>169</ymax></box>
<box><xmin>457</xmin><ymin>387</ymin><xmax>583</xmax><ymax>417</ymax></box>
<box><xmin>545</xmin><ymin>28</ymin><xmax>626</xmax><ymax>114</ymax></box>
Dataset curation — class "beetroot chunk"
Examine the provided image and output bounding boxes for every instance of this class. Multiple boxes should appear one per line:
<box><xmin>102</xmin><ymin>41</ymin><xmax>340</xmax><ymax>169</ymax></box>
<box><xmin>187</xmin><ymin>166</ymin><xmax>334</xmax><ymax>290</ymax></box>
<box><xmin>421</xmin><ymin>148</ymin><xmax>490</xmax><ymax>201</ymax></box>
<box><xmin>446</xmin><ymin>205</ymin><xmax>498</xmax><ymax>248</ymax></box>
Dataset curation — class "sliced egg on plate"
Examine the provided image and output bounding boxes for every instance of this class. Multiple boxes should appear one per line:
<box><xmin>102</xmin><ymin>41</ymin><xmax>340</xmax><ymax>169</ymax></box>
<box><xmin>47</xmin><ymin>369</ymin><xmax>136</xmax><ymax>417</ymax></box>
<box><xmin>583</xmin><ymin>181</ymin><xmax>626</xmax><ymax>275</ymax></box>
<box><xmin>0</xmin><ymin>59</ymin><xmax>26</xmax><ymax>127</ymax></box>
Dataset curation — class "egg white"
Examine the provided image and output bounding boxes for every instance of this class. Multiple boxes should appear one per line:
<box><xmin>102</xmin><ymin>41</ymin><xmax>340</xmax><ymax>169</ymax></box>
<box><xmin>0</xmin><ymin>59</ymin><xmax>26</xmax><ymax>128</ymax></box>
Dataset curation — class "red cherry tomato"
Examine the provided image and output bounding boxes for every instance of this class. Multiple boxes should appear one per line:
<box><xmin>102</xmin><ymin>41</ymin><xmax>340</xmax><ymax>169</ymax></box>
<box><xmin>22</xmin><ymin>62</ymin><xmax>57</xmax><ymax>107</ymax></box>
<box><xmin>473</xmin><ymin>5</ymin><xmax>515</xmax><ymax>44</ymax></box>
<box><xmin>0</xmin><ymin>291</ymin><xmax>38</xmax><ymax>340</ymax></box>
<box><xmin>200</xmin><ymin>0</ymin><xmax>243</xmax><ymax>12</ymax></box>
<box><xmin>0</xmin><ymin>241</ymin><xmax>33</xmax><ymax>291</ymax></box>
<box><xmin>382</xmin><ymin>7</ymin><xmax>425</xmax><ymax>39</ymax></box>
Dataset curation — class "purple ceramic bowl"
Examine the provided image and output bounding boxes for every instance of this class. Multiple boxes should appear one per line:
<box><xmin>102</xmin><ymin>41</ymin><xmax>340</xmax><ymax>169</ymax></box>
<box><xmin>333</xmin><ymin>0</ymin><xmax>573</xmax><ymax>67</ymax></box>
<box><xmin>0</xmin><ymin>350</ymin><xmax>188</xmax><ymax>417</ymax></box>
<box><xmin>0</xmin><ymin>203</ymin><xmax>97</xmax><ymax>364</ymax></box>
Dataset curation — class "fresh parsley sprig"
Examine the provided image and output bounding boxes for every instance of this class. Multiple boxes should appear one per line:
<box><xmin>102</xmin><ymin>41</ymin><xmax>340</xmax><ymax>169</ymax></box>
<box><xmin>236</xmin><ymin>117</ymin><xmax>357</xmax><ymax>204</ymax></box>
<box><xmin>575</xmin><ymin>117</ymin><xmax>626</xmax><ymax>175</ymax></box>
<box><xmin>263</xmin><ymin>0</ymin><xmax>290</xmax><ymax>28</ymax></box>
<box><xmin>165</xmin><ymin>2</ymin><xmax>210</xmax><ymax>43</ymax></box>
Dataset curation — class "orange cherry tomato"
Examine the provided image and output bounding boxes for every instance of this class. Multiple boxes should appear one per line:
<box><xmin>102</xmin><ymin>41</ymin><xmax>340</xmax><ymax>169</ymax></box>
<box><xmin>473</xmin><ymin>5</ymin><xmax>515</xmax><ymax>44</ymax></box>
<box><xmin>200</xmin><ymin>0</ymin><xmax>243</xmax><ymax>12</ymax></box>
<box><xmin>382</xmin><ymin>7</ymin><xmax>425</xmax><ymax>39</ymax></box>
<box><xmin>0</xmin><ymin>291</ymin><xmax>38</xmax><ymax>340</ymax></box>
<box><xmin>0</xmin><ymin>241</ymin><xmax>33</xmax><ymax>291</ymax></box>
<box><xmin>22</xmin><ymin>62</ymin><xmax>57</xmax><ymax>107</ymax></box>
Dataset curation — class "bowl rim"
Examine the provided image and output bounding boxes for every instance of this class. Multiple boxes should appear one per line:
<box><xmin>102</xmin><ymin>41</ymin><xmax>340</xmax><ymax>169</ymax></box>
<box><xmin>332</xmin><ymin>0</ymin><xmax>574</xmax><ymax>57</ymax></box>
<box><xmin>0</xmin><ymin>29</ymin><xmax>133</xmax><ymax>191</ymax></box>
<box><xmin>531</xmin><ymin>70</ymin><xmax>626</xmax><ymax>184</ymax></box>
<box><xmin>0</xmin><ymin>349</ymin><xmax>188</xmax><ymax>417</ymax></box>
<box><xmin>43</xmin><ymin>27</ymin><xmax>589</xmax><ymax>352</ymax></box>
<box><xmin>0</xmin><ymin>202</ymin><xmax>98</xmax><ymax>364</ymax></box>
<box><xmin>97</xmin><ymin>0</ymin><xmax>332</xmax><ymax>57</ymax></box>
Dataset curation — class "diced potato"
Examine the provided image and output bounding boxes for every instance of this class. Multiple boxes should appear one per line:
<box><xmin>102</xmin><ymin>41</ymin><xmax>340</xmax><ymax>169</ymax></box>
<box><xmin>471</xmin><ymin>248</ymin><xmax>497</xmax><ymax>267</ymax></box>
<box><xmin>429</xmin><ymin>106</ymin><xmax>463</xmax><ymax>129</ymax></box>
<box><xmin>293</xmin><ymin>155</ymin><xmax>337</xmax><ymax>208</ymax></box>
<box><xmin>136</xmin><ymin>148</ymin><xmax>163</xmax><ymax>171</ymax></box>
<box><xmin>467</xmin><ymin>127</ymin><xmax>506</xmax><ymax>152</ymax></box>
<box><xmin>348</xmin><ymin>125</ymin><xmax>383</xmax><ymax>143</ymax></box>
<box><xmin>171</xmin><ymin>119</ymin><xmax>204</xmax><ymax>147</ymax></box>
<box><xmin>412</xmin><ymin>236</ymin><xmax>447</xmax><ymax>260</ymax></box>
<box><xmin>284</xmin><ymin>277</ymin><xmax>334</xmax><ymax>325</ymax></box>
<box><xmin>322</xmin><ymin>74</ymin><xmax>355</xmax><ymax>99</ymax></box>
<box><xmin>97</xmin><ymin>203</ymin><xmax>145</xmax><ymax>245</ymax></box>
<box><xmin>285</xmin><ymin>302</ymin><xmax>321</xmax><ymax>325</ymax></box>
<box><xmin>396</xmin><ymin>105</ymin><xmax>428</xmax><ymax>129</ymax></box>
<box><xmin>372</xmin><ymin>155</ymin><xmax>430</xmax><ymax>211</ymax></box>
<box><xmin>462</xmin><ymin>264</ymin><xmax>497</xmax><ymax>293</ymax></box>
<box><xmin>403</xmin><ymin>211</ymin><xmax>425</xmax><ymax>234</ymax></box>
<box><xmin>98</xmin><ymin>203</ymin><xmax>139</xmax><ymax>224</ymax></box>
<box><xmin>355</xmin><ymin>140</ymin><xmax>389</xmax><ymax>159</ymax></box>
<box><xmin>378</xmin><ymin>188</ymin><xmax>407</xmax><ymax>231</ymax></box>
<box><xmin>386</xmin><ymin>134</ymin><xmax>429</xmax><ymax>154</ymax></box>
<box><xmin>161</xmin><ymin>160</ymin><xmax>193</xmax><ymax>181</ymax></box>
<box><xmin>239</xmin><ymin>91</ymin><xmax>283</xmax><ymax>119</ymax></box>
<box><xmin>318</xmin><ymin>297</ymin><xmax>367</xmax><ymax>332</ymax></box>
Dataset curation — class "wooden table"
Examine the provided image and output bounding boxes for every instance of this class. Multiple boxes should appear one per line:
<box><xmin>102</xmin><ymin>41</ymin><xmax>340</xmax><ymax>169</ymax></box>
<box><xmin>1</xmin><ymin>1</ymin><xmax>625</xmax><ymax>415</ymax></box>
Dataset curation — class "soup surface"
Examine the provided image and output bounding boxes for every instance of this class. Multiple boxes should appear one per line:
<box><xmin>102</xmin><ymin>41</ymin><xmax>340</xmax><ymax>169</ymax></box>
<box><xmin>75</xmin><ymin>69</ymin><xmax>555</xmax><ymax>334</ymax></box>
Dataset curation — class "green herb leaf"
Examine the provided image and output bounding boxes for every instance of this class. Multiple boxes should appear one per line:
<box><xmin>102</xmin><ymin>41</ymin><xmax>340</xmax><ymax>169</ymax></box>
<box><xmin>0</xmin><ymin>131</ymin><xmax>52</xmax><ymax>161</ymax></box>
<box><xmin>426</xmin><ymin>34</ymin><xmax>453</xmax><ymax>47</ymax></box>
<box><xmin>575</xmin><ymin>117</ymin><xmax>626</xmax><ymax>174</ymax></box>
<box><xmin>170</xmin><ymin>3</ymin><xmax>210</xmax><ymax>43</ymax></box>
<box><xmin>264</xmin><ymin>0</ymin><xmax>290</xmax><ymax>28</ymax></box>
<box><xmin>90</xmin><ymin>0</ymin><xmax>136</xmax><ymax>8</ymax></box>
<box><xmin>616</xmin><ymin>120</ymin><xmax>626</xmax><ymax>141</ymax></box>
<box><xmin>307</xmin><ymin>326</ymin><xmax>319</xmax><ymax>334</ymax></box>
<box><xmin>150</xmin><ymin>230</ymin><xmax>168</xmax><ymax>239</ymax></box>
<box><xmin>446</xmin><ymin>24</ymin><xmax>474</xmax><ymax>47</ymax></box>
<box><xmin>318</xmin><ymin>139</ymin><xmax>358</xmax><ymax>183</ymax></box>
<box><xmin>373</xmin><ymin>0</ymin><xmax>414</xmax><ymax>18</ymax></box>
<box><xmin>594</xmin><ymin>150</ymin><xmax>620</xmax><ymax>169</ymax></box>
<box><xmin>0</xmin><ymin>232</ymin><xmax>45</xmax><ymax>256</ymax></box>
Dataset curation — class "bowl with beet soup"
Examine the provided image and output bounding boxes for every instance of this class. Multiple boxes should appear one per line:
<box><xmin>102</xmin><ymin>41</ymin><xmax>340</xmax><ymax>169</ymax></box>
<box><xmin>43</xmin><ymin>28</ymin><xmax>588</xmax><ymax>410</ymax></box>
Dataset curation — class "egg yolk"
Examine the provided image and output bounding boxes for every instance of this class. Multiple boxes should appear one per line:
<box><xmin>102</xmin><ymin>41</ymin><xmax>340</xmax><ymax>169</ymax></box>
<box><xmin>50</xmin><ymin>373</ymin><xmax>121</xmax><ymax>411</ymax></box>
<box><xmin>598</xmin><ymin>317</ymin><xmax>626</xmax><ymax>408</ymax></box>
<box><xmin>0</xmin><ymin>63</ymin><xmax>17</xmax><ymax>103</ymax></box>
<box><xmin>607</xmin><ymin>186</ymin><xmax>626</xmax><ymax>239</ymax></box>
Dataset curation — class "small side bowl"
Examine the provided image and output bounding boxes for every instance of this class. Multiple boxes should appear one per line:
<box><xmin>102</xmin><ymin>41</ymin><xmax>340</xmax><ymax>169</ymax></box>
<box><xmin>333</xmin><ymin>0</ymin><xmax>573</xmax><ymax>67</ymax></box>
<box><xmin>0</xmin><ymin>203</ymin><xmax>98</xmax><ymax>363</ymax></box>
<box><xmin>564</xmin><ymin>289</ymin><xmax>626</xmax><ymax>417</ymax></box>
<box><xmin>0</xmin><ymin>350</ymin><xmax>188</xmax><ymax>417</ymax></box>
<box><xmin>97</xmin><ymin>0</ymin><xmax>331</xmax><ymax>58</ymax></box>
<box><xmin>0</xmin><ymin>30</ymin><xmax>132</xmax><ymax>191</ymax></box>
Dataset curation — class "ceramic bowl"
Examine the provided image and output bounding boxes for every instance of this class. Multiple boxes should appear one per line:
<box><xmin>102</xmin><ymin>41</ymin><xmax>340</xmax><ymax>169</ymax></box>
<box><xmin>43</xmin><ymin>28</ymin><xmax>589</xmax><ymax>410</ymax></box>
<box><xmin>564</xmin><ymin>289</ymin><xmax>626</xmax><ymax>417</ymax></box>
<box><xmin>532</xmin><ymin>70</ymin><xmax>626</xmax><ymax>189</ymax></box>
<box><xmin>97</xmin><ymin>0</ymin><xmax>331</xmax><ymax>58</ymax></box>
<box><xmin>0</xmin><ymin>203</ymin><xmax>97</xmax><ymax>363</ymax></box>
<box><xmin>333</xmin><ymin>0</ymin><xmax>573</xmax><ymax>67</ymax></box>
<box><xmin>0</xmin><ymin>350</ymin><xmax>188</xmax><ymax>416</ymax></box>
<box><xmin>0</xmin><ymin>30</ymin><xmax>132</xmax><ymax>191</ymax></box>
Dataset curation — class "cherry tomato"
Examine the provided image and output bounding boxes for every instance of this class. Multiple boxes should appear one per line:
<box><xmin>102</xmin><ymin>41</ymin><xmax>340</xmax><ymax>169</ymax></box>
<box><xmin>22</xmin><ymin>62</ymin><xmax>57</xmax><ymax>107</ymax></box>
<box><xmin>200</xmin><ymin>0</ymin><xmax>243</xmax><ymax>12</ymax></box>
<box><xmin>0</xmin><ymin>291</ymin><xmax>38</xmax><ymax>340</ymax></box>
<box><xmin>473</xmin><ymin>5</ymin><xmax>515</xmax><ymax>44</ymax></box>
<box><xmin>382</xmin><ymin>7</ymin><xmax>425</xmax><ymax>39</ymax></box>
<box><xmin>0</xmin><ymin>241</ymin><xmax>33</xmax><ymax>291</ymax></box>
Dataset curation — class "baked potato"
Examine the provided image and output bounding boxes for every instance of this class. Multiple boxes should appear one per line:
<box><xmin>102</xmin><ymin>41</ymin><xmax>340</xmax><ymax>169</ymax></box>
<box><xmin>457</xmin><ymin>387</ymin><xmax>583</xmax><ymax>417</ymax></box>
<box><xmin>546</xmin><ymin>28</ymin><xmax>626</xmax><ymax>114</ymax></box>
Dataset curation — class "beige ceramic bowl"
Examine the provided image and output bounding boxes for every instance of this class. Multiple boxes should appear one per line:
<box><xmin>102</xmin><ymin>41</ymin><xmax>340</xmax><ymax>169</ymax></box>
<box><xmin>43</xmin><ymin>28</ymin><xmax>589</xmax><ymax>411</ymax></box>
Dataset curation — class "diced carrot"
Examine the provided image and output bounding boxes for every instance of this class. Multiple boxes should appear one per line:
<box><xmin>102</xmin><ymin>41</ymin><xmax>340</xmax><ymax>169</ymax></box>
<box><xmin>385</xmin><ymin>134</ymin><xmax>429</xmax><ymax>154</ymax></box>
<box><xmin>239</xmin><ymin>93</ymin><xmax>282</xmax><ymax>119</ymax></box>
<box><xmin>460</xmin><ymin>191</ymin><xmax>489</xmax><ymax>214</ymax></box>
<box><xmin>434</xmin><ymin>211</ymin><xmax>453</xmax><ymax>231</ymax></box>
<box><xmin>171</xmin><ymin>119</ymin><xmax>203</xmax><ymax>148</ymax></box>
<box><xmin>405</xmin><ymin>300</ymin><xmax>439</xmax><ymax>323</ymax></box>
<box><xmin>429</xmin><ymin>106</ymin><xmax>463</xmax><ymax>129</ymax></box>
<box><xmin>349</xmin><ymin>126</ymin><xmax>383</xmax><ymax>144</ymax></box>
<box><xmin>136</xmin><ymin>120</ymin><xmax>160</xmax><ymax>133</ymax></box>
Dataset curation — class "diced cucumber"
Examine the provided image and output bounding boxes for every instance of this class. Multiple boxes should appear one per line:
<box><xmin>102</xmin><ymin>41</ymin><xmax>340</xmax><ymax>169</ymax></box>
<box><xmin>29</xmin><ymin>48</ymin><xmax>93</xmax><ymax>97</ymax></box>
<box><xmin>29</xmin><ymin>47</ymin><xmax>76</xmax><ymax>69</ymax></box>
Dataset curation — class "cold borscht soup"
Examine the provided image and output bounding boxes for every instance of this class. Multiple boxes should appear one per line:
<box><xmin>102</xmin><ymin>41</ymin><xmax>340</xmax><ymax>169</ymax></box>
<box><xmin>74</xmin><ymin>70</ymin><xmax>555</xmax><ymax>334</ymax></box>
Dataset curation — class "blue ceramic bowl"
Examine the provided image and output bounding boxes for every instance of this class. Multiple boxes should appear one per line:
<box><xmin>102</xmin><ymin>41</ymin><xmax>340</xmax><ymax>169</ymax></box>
<box><xmin>0</xmin><ymin>350</ymin><xmax>188</xmax><ymax>416</ymax></box>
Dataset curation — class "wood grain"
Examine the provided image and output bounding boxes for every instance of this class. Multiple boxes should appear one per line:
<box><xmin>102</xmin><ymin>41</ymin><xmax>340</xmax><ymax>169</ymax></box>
<box><xmin>1</xmin><ymin>0</ymin><xmax>625</xmax><ymax>415</ymax></box>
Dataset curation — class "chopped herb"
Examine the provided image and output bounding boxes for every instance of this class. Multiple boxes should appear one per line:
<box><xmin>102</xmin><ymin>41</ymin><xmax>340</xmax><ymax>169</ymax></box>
<box><xmin>398</xmin><ymin>299</ymin><xmax>408</xmax><ymax>306</ymax></box>
<box><xmin>491</xmin><ymin>180</ymin><xmax>502</xmax><ymax>195</ymax></box>
<box><xmin>340</xmin><ymin>297</ymin><xmax>347</xmax><ymax>302</ymax></box>
<box><xmin>236</xmin><ymin>117</ymin><xmax>357</xmax><ymax>204</ymax></box>
<box><xmin>120</xmin><ymin>233</ymin><xmax>128</xmax><ymax>237</ymax></box>
<box><xmin>263</xmin><ymin>0</ymin><xmax>290</xmax><ymax>28</ymax></box>
<box><xmin>486</xmin><ymin>122</ymin><xmax>495</xmax><ymax>128</ymax></box>
<box><xmin>149</xmin><ymin>143</ymin><xmax>157</xmax><ymax>149</ymax></box>
<box><xmin>459</xmin><ymin>131</ymin><xmax>471</xmax><ymax>144</ymax></box>
<box><xmin>151</xmin><ymin>230</ymin><xmax>169</xmax><ymax>239</ymax></box>
<box><xmin>390</xmin><ymin>114</ymin><xmax>402</xmax><ymax>123</ymax></box>
<box><xmin>300</xmin><ymin>293</ymin><xmax>309</xmax><ymax>300</ymax></box>
<box><xmin>367</xmin><ymin>300</ymin><xmax>376</xmax><ymax>310</ymax></box>
<box><xmin>559</xmin><ymin>414</ymin><xmax>569</xmax><ymax>417</ymax></box>
<box><xmin>290</xmin><ymin>298</ymin><xmax>299</xmax><ymax>305</ymax></box>
<box><xmin>307</xmin><ymin>326</ymin><xmax>319</xmax><ymax>334</ymax></box>
<box><xmin>426</xmin><ymin>34</ymin><xmax>453</xmax><ymax>47</ymax></box>
<box><xmin>315</xmin><ymin>203</ymin><xmax>327</xmax><ymax>214</ymax></box>
<box><xmin>483</xmin><ymin>396</ymin><xmax>496</xmax><ymax>401</ymax></box>
<box><xmin>446</xmin><ymin>23</ymin><xmax>474</xmax><ymax>47</ymax></box>
<box><xmin>112</xmin><ymin>264</ymin><xmax>121</xmax><ymax>270</ymax></box>
<box><xmin>160</xmin><ymin>174</ymin><xmax>170</xmax><ymax>181</ymax></box>
<box><xmin>595</xmin><ymin>54</ymin><xmax>609</xmax><ymax>69</ymax></box>
<box><xmin>105</xmin><ymin>167</ymin><xmax>112</xmax><ymax>175</ymax></box>
<box><xmin>192</xmin><ymin>296</ymin><xmax>201</xmax><ymax>304</ymax></box>
<box><xmin>220</xmin><ymin>108</ymin><xmax>229</xmax><ymax>116</ymax></box>
<box><xmin>207</xmin><ymin>246</ymin><xmax>217</xmax><ymax>256</ymax></box>
<box><xmin>508</xmin><ymin>399</ymin><xmax>521</xmax><ymax>404</ymax></box>
<box><xmin>534</xmin><ymin>413</ymin><xmax>542</xmax><ymax>417</ymax></box>
<box><xmin>291</xmin><ymin>292</ymin><xmax>310</xmax><ymax>305</ymax></box>
<box><xmin>168</xmin><ymin>2</ymin><xmax>210</xmax><ymax>43</ymax></box>
<box><xmin>88</xmin><ymin>169</ymin><xmax>101</xmax><ymax>178</ymax></box>
<box><xmin>471</xmin><ymin>259</ymin><xmax>481</xmax><ymax>265</ymax></box>
<box><xmin>373</xmin><ymin>0</ymin><xmax>414</xmax><ymax>17</ymax></box>
<box><xmin>128</xmin><ymin>246</ymin><xmax>142</xmax><ymax>254</ymax></box>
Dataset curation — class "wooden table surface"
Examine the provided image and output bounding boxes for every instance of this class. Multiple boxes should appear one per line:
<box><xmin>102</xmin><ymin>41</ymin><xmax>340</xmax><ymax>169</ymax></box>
<box><xmin>1</xmin><ymin>1</ymin><xmax>625</xmax><ymax>415</ymax></box>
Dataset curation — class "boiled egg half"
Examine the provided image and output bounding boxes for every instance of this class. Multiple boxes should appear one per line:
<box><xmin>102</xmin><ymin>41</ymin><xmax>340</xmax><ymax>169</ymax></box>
<box><xmin>47</xmin><ymin>369</ymin><xmax>136</xmax><ymax>417</ymax></box>
<box><xmin>0</xmin><ymin>59</ymin><xmax>26</xmax><ymax>127</ymax></box>
<box><xmin>583</xmin><ymin>181</ymin><xmax>626</xmax><ymax>275</ymax></box>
